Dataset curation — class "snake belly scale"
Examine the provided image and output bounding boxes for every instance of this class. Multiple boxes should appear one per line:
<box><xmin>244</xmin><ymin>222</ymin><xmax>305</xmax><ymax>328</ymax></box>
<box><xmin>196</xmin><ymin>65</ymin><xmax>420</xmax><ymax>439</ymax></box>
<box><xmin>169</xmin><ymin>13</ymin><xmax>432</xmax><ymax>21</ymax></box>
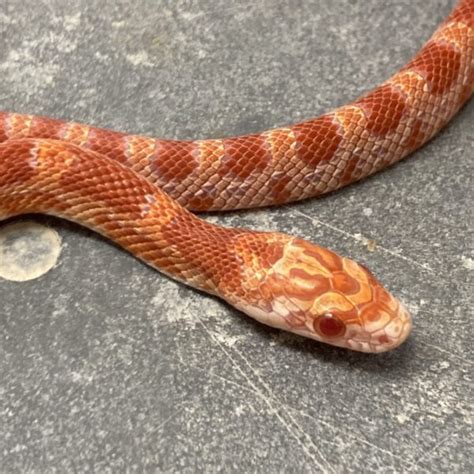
<box><xmin>0</xmin><ymin>0</ymin><xmax>472</xmax><ymax>352</ymax></box>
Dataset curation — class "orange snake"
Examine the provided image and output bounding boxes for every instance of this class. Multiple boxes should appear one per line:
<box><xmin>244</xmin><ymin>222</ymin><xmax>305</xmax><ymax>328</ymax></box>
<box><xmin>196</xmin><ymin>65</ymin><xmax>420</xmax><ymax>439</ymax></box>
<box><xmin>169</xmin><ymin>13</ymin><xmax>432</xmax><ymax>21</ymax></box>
<box><xmin>0</xmin><ymin>1</ymin><xmax>472</xmax><ymax>352</ymax></box>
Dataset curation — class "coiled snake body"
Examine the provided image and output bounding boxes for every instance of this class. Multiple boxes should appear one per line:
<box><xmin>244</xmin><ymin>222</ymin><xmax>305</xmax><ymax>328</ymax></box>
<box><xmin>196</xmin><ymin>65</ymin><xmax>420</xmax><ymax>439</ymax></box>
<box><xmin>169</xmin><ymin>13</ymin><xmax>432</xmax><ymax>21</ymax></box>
<box><xmin>0</xmin><ymin>1</ymin><xmax>472</xmax><ymax>352</ymax></box>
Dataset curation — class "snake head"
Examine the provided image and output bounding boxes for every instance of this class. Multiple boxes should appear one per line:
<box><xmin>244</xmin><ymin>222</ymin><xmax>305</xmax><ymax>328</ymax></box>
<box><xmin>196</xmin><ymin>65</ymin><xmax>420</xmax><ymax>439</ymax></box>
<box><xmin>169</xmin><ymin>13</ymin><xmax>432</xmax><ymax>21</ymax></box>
<box><xmin>231</xmin><ymin>235</ymin><xmax>412</xmax><ymax>353</ymax></box>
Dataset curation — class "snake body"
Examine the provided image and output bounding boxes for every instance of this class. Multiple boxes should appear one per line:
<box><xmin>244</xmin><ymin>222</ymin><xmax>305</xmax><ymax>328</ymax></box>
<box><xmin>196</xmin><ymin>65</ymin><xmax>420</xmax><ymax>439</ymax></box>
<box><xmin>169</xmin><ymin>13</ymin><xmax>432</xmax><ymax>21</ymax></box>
<box><xmin>0</xmin><ymin>1</ymin><xmax>472</xmax><ymax>352</ymax></box>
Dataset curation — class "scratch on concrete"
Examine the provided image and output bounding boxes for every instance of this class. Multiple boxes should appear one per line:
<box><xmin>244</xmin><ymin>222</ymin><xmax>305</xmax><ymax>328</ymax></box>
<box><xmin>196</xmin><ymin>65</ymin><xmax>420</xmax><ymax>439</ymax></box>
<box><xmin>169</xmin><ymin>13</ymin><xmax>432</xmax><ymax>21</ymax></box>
<box><xmin>406</xmin><ymin>432</ymin><xmax>457</xmax><ymax>472</ymax></box>
<box><xmin>416</xmin><ymin>339</ymin><xmax>471</xmax><ymax>365</ymax></box>
<box><xmin>286</xmin><ymin>405</ymin><xmax>412</xmax><ymax>468</ymax></box>
<box><xmin>195</xmin><ymin>314</ymin><xmax>336</xmax><ymax>472</ymax></box>
<box><xmin>294</xmin><ymin>210</ymin><xmax>437</xmax><ymax>275</ymax></box>
<box><xmin>155</xmin><ymin>402</ymin><xmax>191</xmax><ymax>433</ymax></box>
<box><xmin>193</xmin><ymin>1</ymin><xmax>271</xmax><ymax>19</ymax></box>
<box><xmin>208</xmin><ymin>367</ymin><xmax>410</xmax><ymax>469</ymax></box>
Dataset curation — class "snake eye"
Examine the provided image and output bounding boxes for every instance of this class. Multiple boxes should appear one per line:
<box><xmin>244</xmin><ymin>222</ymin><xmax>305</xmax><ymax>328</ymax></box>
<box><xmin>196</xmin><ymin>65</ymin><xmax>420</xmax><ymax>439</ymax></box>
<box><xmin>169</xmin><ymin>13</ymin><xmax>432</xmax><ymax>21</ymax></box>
<box><xmin>314</xmin><ymin>313</ymin><xmax>346</xmax><ymax>338</ymax></box>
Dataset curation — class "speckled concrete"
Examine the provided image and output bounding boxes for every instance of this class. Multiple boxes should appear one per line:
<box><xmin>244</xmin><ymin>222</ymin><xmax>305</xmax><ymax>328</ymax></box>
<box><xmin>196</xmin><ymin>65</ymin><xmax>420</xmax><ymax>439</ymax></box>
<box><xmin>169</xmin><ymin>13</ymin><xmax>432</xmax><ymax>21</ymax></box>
<box><xmin>1</xmin><ymin>0</ymin><xmax>472</xmax><ymax>471</ymax></box>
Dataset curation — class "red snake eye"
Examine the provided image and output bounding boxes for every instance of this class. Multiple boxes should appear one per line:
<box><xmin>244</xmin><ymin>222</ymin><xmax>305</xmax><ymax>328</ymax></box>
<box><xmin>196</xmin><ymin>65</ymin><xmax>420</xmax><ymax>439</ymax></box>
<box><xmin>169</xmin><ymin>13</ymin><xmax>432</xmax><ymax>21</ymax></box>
<box><xmin>314</xmin><ymin>313</ymin><xmax>346</xmax><ymax>338</ymax></box>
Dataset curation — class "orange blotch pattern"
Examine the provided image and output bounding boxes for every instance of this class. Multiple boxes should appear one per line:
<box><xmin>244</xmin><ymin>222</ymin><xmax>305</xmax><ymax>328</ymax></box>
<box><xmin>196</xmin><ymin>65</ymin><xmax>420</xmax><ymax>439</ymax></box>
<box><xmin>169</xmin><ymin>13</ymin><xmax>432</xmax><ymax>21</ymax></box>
<box><xmin>403</xmin><ymin>41</ymin><xmax>462</xmax><ymax>95</ymax></box>
<box><xmin>85</xmin><ymin>128</ymin><xmax>129</xmax><ymax>165</ymax></box>
<box><xmin>353</xmin><ymin>84</ymin><xmax>407</xmax><ymax>136</ymax></box>
<box><xmin>332</xmin><ymin>271</ymin><xmax>361</xmax><ymax>295</ymax></box>
<box><xmin>446</xmin><ymin>0</ymin><xmax>474</xmax><ymax>29</ymax></box>
<box><xmin>151</xmin><ymin>140</ymin><xmax>199</xmax><ymax>182</ymax></box>
<box><xmin>291</xmin><ymin>115</ymin><xmax>343</xmax><ymax>167</ymax></box>
<box><xmin>287</xmin><ymin>268</ymin><xmax>331</xmax><ymax>300</ymax></box>
<box><xmin>218</xmin><ymin>134</ymin><xmax>271</xmax><ymax>180</ymax></box>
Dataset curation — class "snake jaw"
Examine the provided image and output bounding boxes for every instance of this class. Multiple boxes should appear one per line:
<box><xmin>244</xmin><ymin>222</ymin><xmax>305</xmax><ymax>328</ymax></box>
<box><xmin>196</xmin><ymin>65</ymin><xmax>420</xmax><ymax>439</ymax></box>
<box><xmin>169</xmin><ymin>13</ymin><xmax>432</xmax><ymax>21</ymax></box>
<box><xmin>234</xmin><ymin>236</ymin><xmax>413</xmax><ymax>352</ymax></box>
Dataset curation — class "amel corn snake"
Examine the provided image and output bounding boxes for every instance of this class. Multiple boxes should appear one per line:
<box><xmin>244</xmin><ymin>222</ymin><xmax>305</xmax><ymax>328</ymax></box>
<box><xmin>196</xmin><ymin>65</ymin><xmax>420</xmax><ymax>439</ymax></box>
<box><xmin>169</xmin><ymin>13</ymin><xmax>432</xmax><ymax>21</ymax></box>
<box><xmin>0</xmin><ymin>1</ymin><xmax>472</xmax><ymax>352</ymax></box>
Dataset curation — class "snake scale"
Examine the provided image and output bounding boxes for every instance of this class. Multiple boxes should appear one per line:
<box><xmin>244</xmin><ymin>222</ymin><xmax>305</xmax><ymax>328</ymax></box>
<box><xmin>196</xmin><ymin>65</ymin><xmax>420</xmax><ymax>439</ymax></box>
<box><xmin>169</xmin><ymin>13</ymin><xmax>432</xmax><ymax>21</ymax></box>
<box><xmin>0</xmin><ymin>0</ymin><xmax>472</xmax><ymax>352</ymax></box>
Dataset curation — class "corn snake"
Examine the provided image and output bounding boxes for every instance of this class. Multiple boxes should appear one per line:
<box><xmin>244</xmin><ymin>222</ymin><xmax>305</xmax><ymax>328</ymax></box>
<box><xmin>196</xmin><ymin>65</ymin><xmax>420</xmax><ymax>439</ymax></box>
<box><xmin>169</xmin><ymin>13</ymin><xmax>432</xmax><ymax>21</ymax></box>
<box><xmin>0</xmin><ymin>0</ymin><xmax>472</xmax><ymax>352</ymax></box>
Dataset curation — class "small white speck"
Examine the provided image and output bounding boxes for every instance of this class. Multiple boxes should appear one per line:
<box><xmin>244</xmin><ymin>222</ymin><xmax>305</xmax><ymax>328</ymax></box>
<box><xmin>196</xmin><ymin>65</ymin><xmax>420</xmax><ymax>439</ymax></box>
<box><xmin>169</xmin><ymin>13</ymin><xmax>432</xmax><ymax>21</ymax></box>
<box><xmin>406</xmin><ymin>301</ymin><xmax>420</xmax><ymax>316</ymax></box>
<box><xmin>461</xmin><ymin>255</ymin><xmax>474</xmax><ymax>270</ymax></box>
<box><xmin>64</xmin><ymin>13</ymin><xmax>81</xmax><ymax>31</ymax></box>
<box><xmin>111</xmin><ymin>20</ymin><xmax>126</xmax><ymax>28</ymax></box>
<box><xmin>125</xmin><ymin>51</ymin><xmax>154</xmax><ymax>67</ymax></box>
<box><xmin>363</xmin><ymin>207</ymin><xmax>373</xmax><ymax>216</ymax></box>
<box><xmin>396</xmin><ymin>413</ymin><xmax>410</xmax><ymax>424</ymax></box>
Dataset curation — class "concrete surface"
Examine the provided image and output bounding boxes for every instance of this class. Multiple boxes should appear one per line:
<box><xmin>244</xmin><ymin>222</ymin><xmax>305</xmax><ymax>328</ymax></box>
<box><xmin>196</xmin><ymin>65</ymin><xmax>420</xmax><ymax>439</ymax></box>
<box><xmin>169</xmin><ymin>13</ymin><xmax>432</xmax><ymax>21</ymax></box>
<box><xmin>0</xmin><ymin>0</ymin><xmax>472</xmax><ymax>471</ymax></box>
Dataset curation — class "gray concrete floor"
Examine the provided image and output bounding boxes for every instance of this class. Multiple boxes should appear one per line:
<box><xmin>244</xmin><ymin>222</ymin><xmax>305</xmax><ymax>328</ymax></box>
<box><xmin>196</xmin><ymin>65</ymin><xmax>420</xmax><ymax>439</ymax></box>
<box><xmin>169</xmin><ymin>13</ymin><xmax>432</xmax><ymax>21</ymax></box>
<box><xmin>1</xmin><ymin>0</ymin><xmax>472</xmax><ymax>471</ymax></box>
